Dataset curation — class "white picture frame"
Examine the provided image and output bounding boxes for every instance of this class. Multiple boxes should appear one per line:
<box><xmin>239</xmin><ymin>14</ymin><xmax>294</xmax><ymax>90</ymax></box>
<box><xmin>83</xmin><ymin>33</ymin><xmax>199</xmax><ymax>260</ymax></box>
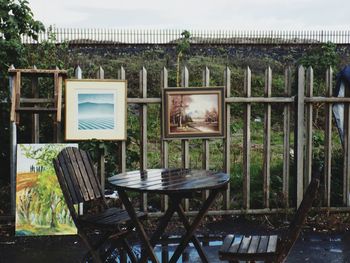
<box><xmin>65</xmin><ymin>79</ymin><xmax>127</xmax><ymax>140</ymax></box>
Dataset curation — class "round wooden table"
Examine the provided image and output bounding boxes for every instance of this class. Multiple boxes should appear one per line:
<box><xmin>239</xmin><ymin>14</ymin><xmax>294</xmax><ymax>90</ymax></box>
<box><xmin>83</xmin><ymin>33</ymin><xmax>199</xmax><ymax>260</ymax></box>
<box><xmin>108</xmin><ymin>168</ymin><xmax>230</xmax><ymax>263</ymax></box>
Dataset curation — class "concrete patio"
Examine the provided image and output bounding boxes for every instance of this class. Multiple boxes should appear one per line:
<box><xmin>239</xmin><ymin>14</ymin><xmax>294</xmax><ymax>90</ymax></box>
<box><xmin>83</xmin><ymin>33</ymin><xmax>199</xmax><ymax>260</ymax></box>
<box><xmin>1</xmin><ymin>231</ymin><xmax>349</xmax><ymax>263</ymax></box>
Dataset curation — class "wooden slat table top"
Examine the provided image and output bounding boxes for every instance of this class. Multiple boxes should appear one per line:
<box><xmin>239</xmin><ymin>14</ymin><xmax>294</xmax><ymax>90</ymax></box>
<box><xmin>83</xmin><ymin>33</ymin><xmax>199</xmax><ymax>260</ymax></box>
<box><xmin>108</xmin><ymin>169</ymin><xmax>230</xmax><ymax>194</ymax></box>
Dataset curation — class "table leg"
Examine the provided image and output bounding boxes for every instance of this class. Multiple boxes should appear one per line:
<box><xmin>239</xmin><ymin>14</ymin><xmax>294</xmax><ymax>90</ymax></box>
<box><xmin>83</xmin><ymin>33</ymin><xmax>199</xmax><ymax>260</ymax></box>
<box><xmin>139</xmin><ymin>197</ymin><xmax>182</xmax><ymax>263</ymax></box>
<box><xmin>118</xmin><ymin>190</ymin><xmax>159</xmax><ymax>263</ymax></box>
<box><xmin>175</xmin><ymin>203</ymin><xmax>209</xmax><ymax>263</ymax></box>
<box><xmin>169</xmin><ymin>189</ymin><xmax>220</xmax><ymax>263</ymax></box>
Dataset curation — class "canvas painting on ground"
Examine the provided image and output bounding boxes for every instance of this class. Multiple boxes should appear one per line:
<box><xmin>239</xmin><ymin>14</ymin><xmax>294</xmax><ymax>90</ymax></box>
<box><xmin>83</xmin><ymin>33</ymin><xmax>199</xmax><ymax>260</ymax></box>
<box><xmin>65</xmin><ymin>80</ymin><xmax>127</xmax><ymax>140</ymax></box>
<box><xmin>15</xmin><ymin>144</ymin><xmax>78</xmax><ymax>236</ymax></box>
<box><xmin>163</xmin><ymin>87</ymin><xmax>225</xmax><ymax>139</ymax></box>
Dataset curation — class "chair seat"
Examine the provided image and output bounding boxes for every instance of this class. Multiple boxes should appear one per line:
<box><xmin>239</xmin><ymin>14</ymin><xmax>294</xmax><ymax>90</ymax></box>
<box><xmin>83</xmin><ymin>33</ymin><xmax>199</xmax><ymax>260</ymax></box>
<box><xmin>219</xmin><ymin>234</ymin><xmax>279</xmax><ymax>261</ymax></box>
<box><xmin>79</xmin><ymin>207</ymin><xmax>146</xmax><ymax>228</ymax></box>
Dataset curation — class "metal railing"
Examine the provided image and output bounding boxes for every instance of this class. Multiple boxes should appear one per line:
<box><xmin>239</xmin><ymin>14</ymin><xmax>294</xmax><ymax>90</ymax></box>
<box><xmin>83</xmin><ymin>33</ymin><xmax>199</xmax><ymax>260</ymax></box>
<box><xmin>21</xmin><ymin>28</ymin><xmax>350</xmax><ymax>44</ymax></box>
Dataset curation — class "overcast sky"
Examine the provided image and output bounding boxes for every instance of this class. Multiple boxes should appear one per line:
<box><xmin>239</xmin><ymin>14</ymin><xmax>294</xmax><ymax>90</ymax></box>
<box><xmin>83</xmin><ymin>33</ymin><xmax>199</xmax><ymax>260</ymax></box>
<box><xmin>28</xmin><ymin>0</ymin><xmax>349</xmax><ymax>30</ymax></box>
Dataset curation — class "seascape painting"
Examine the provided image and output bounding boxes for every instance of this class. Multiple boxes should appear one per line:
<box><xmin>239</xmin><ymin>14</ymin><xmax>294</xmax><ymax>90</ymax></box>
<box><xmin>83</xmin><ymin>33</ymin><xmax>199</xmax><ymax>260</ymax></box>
<box><xmin>65</xmin><ymin>80</ymin><xmax>127</xmax><ymax>140</ymax></box>
<box><xmin>15</xmin><ymin>144</ymin><xmax>78</xmax><ymax>236</ymax></box>
<box><xmin>78</xmin><ymin>93</ymin><xmax>115</xmax><ymax>130</ymax></box>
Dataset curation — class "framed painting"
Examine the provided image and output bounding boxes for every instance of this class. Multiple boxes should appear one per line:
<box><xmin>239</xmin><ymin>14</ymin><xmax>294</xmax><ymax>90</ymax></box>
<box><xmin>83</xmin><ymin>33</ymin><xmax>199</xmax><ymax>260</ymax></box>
<box><xmin>16</xmin><ymin>144</ymin><xmax>78</xmax><ymax>236</ymax></box>
<box><xmin>163</xmin><ymin>87</ymin><xmax>225</xmax><ymax>139</ymax></box>
<box><xmin>65</xmin><ymin>79</ymin><xmax>127</xmax><ymax>141</ymax></box>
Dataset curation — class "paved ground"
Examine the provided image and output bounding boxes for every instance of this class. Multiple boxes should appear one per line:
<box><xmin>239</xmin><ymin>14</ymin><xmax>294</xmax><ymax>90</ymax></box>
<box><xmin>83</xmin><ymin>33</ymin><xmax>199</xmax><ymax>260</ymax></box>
<box><xmin>1</xmin><ymin>231</ymin><xmax>350</xmax><ymax>262</ymax></box>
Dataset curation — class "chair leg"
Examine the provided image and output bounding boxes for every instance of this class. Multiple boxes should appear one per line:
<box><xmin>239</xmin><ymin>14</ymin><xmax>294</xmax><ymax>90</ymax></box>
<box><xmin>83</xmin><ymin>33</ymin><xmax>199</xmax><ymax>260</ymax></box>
<box><xmin>121</xmin><ymin>239</ymin><xmax>138</xmax><ymax>263</ymax></box>
<box><xmin>119</xmin><ymin>247</ymin><xmax>127</xmax><ymax>263</ymax></box>
<box><xmin>79</xmin><ymin>232</ymin><xmax>103</xmax><ymax>263</ymax></box>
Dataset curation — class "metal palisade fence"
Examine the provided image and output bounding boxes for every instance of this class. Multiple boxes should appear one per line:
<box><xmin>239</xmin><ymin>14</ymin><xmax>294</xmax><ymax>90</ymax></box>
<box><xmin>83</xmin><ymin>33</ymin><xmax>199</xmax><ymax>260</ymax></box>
<box><xmin>20</xmin><ymin>28</ymin><xmax>350</xmax><ymax>45</ymax></box>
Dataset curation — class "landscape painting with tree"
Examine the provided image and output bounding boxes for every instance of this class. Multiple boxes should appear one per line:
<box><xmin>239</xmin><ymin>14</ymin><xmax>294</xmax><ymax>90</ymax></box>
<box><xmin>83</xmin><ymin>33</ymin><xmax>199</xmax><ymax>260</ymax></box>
<box><xmin>15</xmin><ymin>144</ymin><xmax>78</xmax><ymax>236</ymax></box>
<box><xmin>163</xmin><ymin>87</ymin><xmax>224</xmax><ymax>139</ymax></box>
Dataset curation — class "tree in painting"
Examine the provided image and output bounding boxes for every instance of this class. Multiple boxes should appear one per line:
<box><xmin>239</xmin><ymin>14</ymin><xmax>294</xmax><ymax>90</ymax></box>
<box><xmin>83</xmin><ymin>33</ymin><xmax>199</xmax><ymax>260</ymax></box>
<box><xmin>21</xmin><ymin>145</ymin><xmax>63</xmax><ymax>228</ymax></box>
<box><xmin>169</xmin><ymin>95</ymin><xmax>192</xmax><ymax>128</ymax></box>
<box><xmin>205</xmin><ymin>107</ymin><xmax>218</xmax><ymax>123</ymax></box>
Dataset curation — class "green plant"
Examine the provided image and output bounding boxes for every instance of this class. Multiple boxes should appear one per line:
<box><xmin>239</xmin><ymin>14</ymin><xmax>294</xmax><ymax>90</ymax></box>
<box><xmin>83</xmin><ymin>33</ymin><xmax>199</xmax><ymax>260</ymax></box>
<box><xmin>176</xmin><ymin>30</ymin><xmax>191</xmax><ymax>86</ymax></box>
<box><xmin>0</xmin><ymin>0</ymin><xmax>44</xmax><ymax>81</ymax></box>
<box><xmin>299</xmin><ymin>42</ymin><xmax>340</xmax><ymax>76</ymax></box>
<box><xmin>0</xmin><ymin>0</ymin><xmax>43</xmax><ymax>192</ymax></box>
<box><xmin>24</xmin><ymin>26</ymin><xmax>69</xmax><ymax>70</ymax></box>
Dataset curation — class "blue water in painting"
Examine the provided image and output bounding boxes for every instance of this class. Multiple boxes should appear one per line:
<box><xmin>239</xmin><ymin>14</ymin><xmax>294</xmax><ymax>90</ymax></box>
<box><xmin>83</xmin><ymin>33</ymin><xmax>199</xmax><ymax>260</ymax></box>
<box><xmin>78</xmin><ymin>117</ymin><xmax>114</xmax><ymax>130</ymax></box>
<box><xmin>77</xmin><ymin>94</ymin><xmax>115</xmax><ymax>130</ymax></box>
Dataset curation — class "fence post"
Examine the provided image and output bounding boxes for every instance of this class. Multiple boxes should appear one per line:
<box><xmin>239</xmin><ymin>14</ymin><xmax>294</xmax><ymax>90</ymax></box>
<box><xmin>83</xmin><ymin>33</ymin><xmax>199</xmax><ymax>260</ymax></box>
<box><xmin>295</xmin><ymin>65</ymin><xmax>305</xmax><ymax>207</ymax></box>
<box><xmin>181</xmin><ymin>66</ymin><xmax>190</xmax><ymax>211</ymax></box>
<box><xmin>181</xmin><ymin>66</ymin><xmax>190</xmax><ymax>170</ymax></box>
<box><xmin>75</xmin><ymin>65</ymin><xmax>84</xmax><ymax>215</ymax></box>
<box><xmin>31</xmin><ymin>65</ymin><xmax>39</xmax><ymax>143</ymax></box>
<box><xmin>53</xmin><ymin>66</ymin><xmax>62</xmax><ymax>143</ymax></box>
<box><xmin>263</xmin><ymin>67</ymin><xmax>272</xmax><ymax>208</ymax></box>
<box><xmin>75</xmin><ymin>65</ymin><xmax>82</xmax><ymax>79</ymax></box>
<box><xmin>140</xmin><ymin>67</ymin><xmax>148</xmax><ymax>212</ymax></box>
<box><xmin>305</xmin><ymin>67</ymin><xmax>314</xmax><ymax>189</ymax></box>
<box><xmin>161</xmin><ymin>67</ymin><xmax>169</xmax><ymax>212</ymax></box>
<box><xmin>283</xmin><ymin>67</ymin><xmax>292</xmax><ymax>207</ymax></box>
<box><xmin>96</xmin><ymin>66</ymin><xmax>106</xmax><ymax>192</ymax></box>
<box><xmin>324</xmin><ymin>67</ymin><xmax>333</xmax><ymax>206</ymax></box>
<box><xmin>202</xmin><ymin>67</ymin><xmax>210</xmax><ymax>201</ymax></box>
<box><xmin>118</xmin><ymin>66</ymin><xmax>127</xmax><ymax>174</ymax></box>
<box><xmin>223</xmin><ymin>67</ymin><xmax>231</xmax><ymax>210</ymax></box>
<box><xmin>56</xmin><ymin>66</ymin><xmax>63</xmax><ymax>143</ymax></box>
<box><xmin>243</xmin><ymin>67</ymin><xmax>251</xmax><ymax>210</ymax></box>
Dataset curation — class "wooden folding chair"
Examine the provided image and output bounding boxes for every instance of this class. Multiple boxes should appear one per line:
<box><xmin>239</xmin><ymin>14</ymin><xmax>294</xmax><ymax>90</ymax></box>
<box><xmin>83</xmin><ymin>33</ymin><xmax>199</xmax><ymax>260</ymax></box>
<box><xmin>53</xmin><ymin>147</ymin><xmax>145</xmax><ymax>263</ymax></box>
<box><xmin>219</xmin><ymin>173</ymin><xmax>320</xmax><ymax>263</ymax></box>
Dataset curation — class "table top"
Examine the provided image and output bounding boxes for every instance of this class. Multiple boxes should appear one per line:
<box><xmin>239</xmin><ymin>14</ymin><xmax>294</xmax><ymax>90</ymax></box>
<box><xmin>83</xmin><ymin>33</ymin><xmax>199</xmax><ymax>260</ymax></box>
<box><xmin>108</xmin><ymin>168</ymin><xmax>229</xmax><ymax>194</ymax></box>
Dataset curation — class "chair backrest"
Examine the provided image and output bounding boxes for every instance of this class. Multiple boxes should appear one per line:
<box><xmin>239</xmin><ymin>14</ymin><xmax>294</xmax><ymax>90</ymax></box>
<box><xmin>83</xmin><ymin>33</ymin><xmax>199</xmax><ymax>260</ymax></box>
<box><xmin>53</xmin><ymin>147</ymin><xmax>105</xmax><ymax>223</ymax></box>
<box><xmin>277</xmin><ymin>172</ymin><xmax>320</xmax><ymax>261</ymax></box>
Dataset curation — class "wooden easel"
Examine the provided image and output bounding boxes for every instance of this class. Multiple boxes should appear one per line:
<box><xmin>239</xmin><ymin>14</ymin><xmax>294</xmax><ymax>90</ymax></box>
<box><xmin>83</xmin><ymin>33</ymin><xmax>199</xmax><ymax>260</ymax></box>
<box><xmin>8</xmin><ymin>67</ymin><xmax>67</xmax><ymax>216</ymax></box>
<box><xmin>9</xmin><ymin>67</ymin><xmax>67</xmax><ymax>142</ymax></box>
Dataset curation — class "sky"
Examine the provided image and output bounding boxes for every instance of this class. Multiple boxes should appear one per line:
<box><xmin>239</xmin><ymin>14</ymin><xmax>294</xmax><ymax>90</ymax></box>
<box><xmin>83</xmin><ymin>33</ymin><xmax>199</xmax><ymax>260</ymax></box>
<box><xmin>78</xmin><ymin>94</ymin><xmax>114</xmax><ymax>104</ymax></box>
<box><xmin>186</xmin><ymin>95</ymin><xmax>217</xmax><ymax>118</ymax></box>
<box><xmin>28</xmin><ymin>0</ymin><xmax>350</xmax><ymax>30</ymax></box>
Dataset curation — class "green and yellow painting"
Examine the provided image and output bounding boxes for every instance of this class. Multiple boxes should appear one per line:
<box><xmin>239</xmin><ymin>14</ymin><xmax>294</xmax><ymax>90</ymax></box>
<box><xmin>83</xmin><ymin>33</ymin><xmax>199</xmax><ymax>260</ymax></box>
<box><xmin>16</xmin><ymin>144</ymin><xmax>78</xmax><ymax>236</ymax></box>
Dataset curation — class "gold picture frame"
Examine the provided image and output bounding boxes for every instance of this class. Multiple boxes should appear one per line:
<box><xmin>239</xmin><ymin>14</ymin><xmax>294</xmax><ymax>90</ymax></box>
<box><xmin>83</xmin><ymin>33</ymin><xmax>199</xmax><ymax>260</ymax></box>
<box><xmin>162</xmin><ymin>87</ymin><xmax>225</xmax><ymax>139</ymax></box>
<box><xmin>65</xmin><ymin>79</ymin><xmax>127</xmax><ymax>141</ymax></box>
